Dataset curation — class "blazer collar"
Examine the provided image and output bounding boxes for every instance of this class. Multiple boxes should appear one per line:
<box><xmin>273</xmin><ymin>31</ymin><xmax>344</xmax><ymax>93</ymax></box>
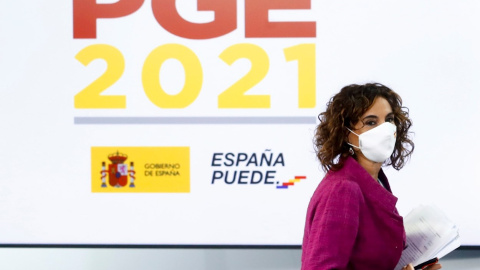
<box><xmin>341</xmin><ymin>156</ymin><xmax>399</xmax><ymax>213</ymax></box>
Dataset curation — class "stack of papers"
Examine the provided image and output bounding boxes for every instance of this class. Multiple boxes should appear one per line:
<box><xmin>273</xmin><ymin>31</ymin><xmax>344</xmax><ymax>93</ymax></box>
<box><xmin>395</xmin><ymin>204</ymin><xmax>461</xmax><ymax>270</ymax></box>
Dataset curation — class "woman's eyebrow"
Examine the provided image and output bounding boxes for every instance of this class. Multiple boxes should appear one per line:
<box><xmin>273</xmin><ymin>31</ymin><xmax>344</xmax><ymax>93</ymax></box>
<box><xmin>362</xmin><ymin>113</ymin><xmax>394</xmax><ymax>120</ymax></box>
<box><xmin>362</xmin><ymin>115</ymin><xmax>378</xmax><ymax>120</ymax></box>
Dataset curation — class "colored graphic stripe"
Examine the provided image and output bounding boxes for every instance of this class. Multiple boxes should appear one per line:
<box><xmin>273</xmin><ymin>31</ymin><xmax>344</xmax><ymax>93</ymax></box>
<box><xmin>276</xmin><ymin>176</ymin><xmax>307</xmax><ymax>189</ymax></box>
<box><xmin>74</xmin><ymin>117</ymin><xmax>316</xmax><ymax>125</ymax></box>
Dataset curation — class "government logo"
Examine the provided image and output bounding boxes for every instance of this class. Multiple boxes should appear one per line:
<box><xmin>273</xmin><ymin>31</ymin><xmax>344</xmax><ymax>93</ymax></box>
<box><xmin>91</xmin><ymin>146</ymin><xmax>190</xmax><ymax>193</ymax></box>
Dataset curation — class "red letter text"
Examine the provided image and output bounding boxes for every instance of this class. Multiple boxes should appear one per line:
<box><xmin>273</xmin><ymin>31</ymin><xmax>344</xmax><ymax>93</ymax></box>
<box><xmin>151</xmin><ymin>0</ymin><xmax>236</xmax><ymax>39</ymax></box>
<box><xmin>73</xmin><ymin>0</ymin><xmax>144</xmax><ymax>39</ymax></box>
<box><xmin>245</xmin><ymin>0</ymin><xmax>316</xmax><ymax>38</ymax></box>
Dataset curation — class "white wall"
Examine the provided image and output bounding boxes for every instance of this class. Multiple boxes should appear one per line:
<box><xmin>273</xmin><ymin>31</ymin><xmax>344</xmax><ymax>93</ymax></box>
<box><xmin>0</xmin><ymin>248</ymin><xmax>478</xmax><ymax>269</ymax></box>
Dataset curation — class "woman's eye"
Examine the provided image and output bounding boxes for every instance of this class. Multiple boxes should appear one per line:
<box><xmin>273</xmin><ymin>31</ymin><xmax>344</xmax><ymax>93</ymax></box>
<box><xmin>386</xmin><ymin>117</ymin><xmax>395</xmax><ymax>123</ymax></box>
<box><xmin>366</xmin><ymin>121</ymin><xmax>376</xmax><ymax>126</ymax></box>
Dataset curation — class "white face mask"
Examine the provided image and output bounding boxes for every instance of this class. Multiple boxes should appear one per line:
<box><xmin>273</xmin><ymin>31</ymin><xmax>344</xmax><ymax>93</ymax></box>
<box><xmin>347</xmin><ymin>122</ymin><xmax>397</xmax><ymax>163</ymax></box>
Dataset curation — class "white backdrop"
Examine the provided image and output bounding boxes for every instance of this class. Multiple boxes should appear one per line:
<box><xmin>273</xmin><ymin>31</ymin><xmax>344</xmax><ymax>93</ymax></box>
<box><xmin>0</xmin><ymin>0</ymin><xmax>479</xmax><ymax>246</ymax></box>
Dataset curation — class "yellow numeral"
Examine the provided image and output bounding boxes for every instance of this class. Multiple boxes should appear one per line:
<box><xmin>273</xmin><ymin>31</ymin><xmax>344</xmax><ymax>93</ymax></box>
<box><xmin>218</xmin><ymin>44</ymin><xmax>270</xmax><ymax>108</ymax></box>
<box><xmin>142</xmin><ymin>44</ymin><xmax>203</xmax><ymax>108</ymax></box>
<box><xmin>284</xmin><ymin>44</ymin><xmax>316</xmax><ymax>108</ymax></box>
<box><xmin>74</xmin><ymin>44</ymin><xmax>126</xmax><ymax>108</ymax></box>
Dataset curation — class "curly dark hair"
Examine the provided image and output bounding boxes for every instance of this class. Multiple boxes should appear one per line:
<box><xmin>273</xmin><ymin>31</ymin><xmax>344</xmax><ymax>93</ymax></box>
<box><xmin>315</xmin><ymin>83</ymin><xmax>414</xmax><ymax>172</ymax></box>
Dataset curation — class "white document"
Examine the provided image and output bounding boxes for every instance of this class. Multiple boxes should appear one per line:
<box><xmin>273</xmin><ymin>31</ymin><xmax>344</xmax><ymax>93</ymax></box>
<box><xmin>394</xmin><ymin>205</ymin><xmax>460</xmax><ymax>270</ymax></box>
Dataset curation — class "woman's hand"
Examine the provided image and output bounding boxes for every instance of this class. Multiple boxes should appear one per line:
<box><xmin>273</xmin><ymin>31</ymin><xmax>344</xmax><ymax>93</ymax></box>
<box><xmin>424</xmin><ymin>263</ymin><xmax>442</xmax><ymax>270</ymax></box>
<box><xmin>401</xmin><ymin>263</ymin><xmax>442</xmax><ymax>270</ymax></box>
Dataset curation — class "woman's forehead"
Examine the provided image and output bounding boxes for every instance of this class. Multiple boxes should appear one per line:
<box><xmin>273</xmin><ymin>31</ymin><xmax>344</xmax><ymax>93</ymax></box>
<box><xmin>361</xmin><ymin>97</ymin><xmax>393</xmax><ymax>117</ymax></box>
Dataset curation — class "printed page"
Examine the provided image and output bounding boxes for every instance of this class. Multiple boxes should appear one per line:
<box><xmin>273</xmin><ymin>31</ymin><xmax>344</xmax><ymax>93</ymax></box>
<box><xmin>394</xmin><ymin>205</ymin><xmax>460</xmax><ymax>270</ymax></box>
<box><xmin>434</xmin><ymin>234</ymin><xmax>461</xmax><ymax>259</ymax></box>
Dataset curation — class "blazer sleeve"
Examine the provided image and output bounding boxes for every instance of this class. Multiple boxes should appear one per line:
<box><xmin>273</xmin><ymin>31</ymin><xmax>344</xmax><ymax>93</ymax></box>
<box><xmin>302</xmin><ymin>180</ymin><xmax>364</xmax><ymax>270</ymax></box>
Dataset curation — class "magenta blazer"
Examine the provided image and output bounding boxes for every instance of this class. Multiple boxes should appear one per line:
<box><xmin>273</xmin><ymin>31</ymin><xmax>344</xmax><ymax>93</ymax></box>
<box><xmin>301</xmin><ymin>156</ymin><xmax>406</xmax><ymax>270</ymax></box>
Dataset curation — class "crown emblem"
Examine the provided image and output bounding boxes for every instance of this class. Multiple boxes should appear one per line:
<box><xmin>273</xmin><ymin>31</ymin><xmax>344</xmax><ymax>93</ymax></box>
<box><xmin>108</xmin><ymin>151</ymin><xmax>128</xmax><ymax>164</ymax></box>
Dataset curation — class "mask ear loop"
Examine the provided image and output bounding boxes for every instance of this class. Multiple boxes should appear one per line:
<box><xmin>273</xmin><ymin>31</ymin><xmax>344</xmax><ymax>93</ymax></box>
<box><xmin>346</xmin><ymin>127</ymin><xmax>361</xmax><ymax>150</ymax></box>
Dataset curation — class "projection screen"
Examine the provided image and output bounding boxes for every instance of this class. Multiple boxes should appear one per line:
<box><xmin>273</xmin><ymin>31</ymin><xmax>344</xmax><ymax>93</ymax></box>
<box><xmin>0</xmin><ymin>0</ymin><xmax>479</xmax><ymax>247</ymax></box>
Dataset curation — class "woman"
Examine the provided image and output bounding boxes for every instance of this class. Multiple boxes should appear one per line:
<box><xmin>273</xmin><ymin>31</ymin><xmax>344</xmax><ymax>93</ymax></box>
<box><xmin>301</xmin><ymin>83</ymin><xmax>441</xmax><ymax>270</ymax></box>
